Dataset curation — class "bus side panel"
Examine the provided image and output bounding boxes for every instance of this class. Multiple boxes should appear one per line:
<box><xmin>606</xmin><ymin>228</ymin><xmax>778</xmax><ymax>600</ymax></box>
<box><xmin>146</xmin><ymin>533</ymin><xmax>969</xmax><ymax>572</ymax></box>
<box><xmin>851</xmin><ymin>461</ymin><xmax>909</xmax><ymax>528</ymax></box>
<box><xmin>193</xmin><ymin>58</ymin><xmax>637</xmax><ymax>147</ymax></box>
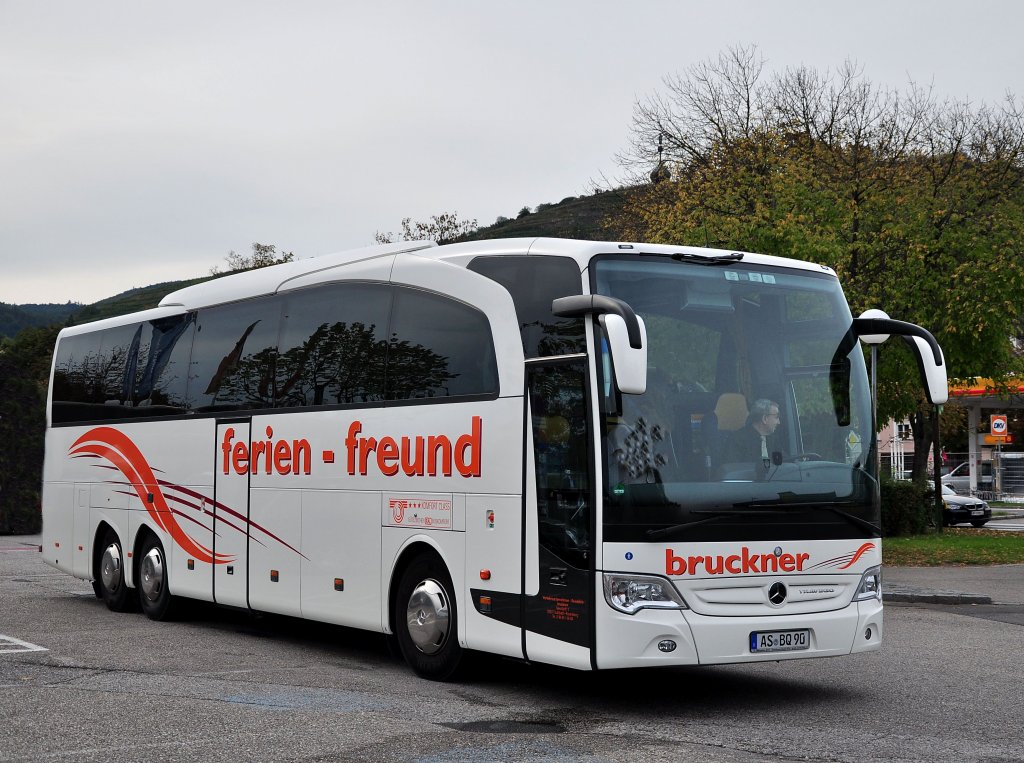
<box><xmin>301</xmin><ymin>489</ymin><xmax>382</xmax><ymax>630</ymax></box>
<box><xmin>524</xmin><ymin>631</ymin><xmax>592</xmax><ymax>670</ymax></box>
<box><xmin>45</xmin><ymin>421</ymin><xmax>217</xmax><ymax>599</ymax></box>
<box><xmin>161</xmin><ymin>480</ymin><xmax>217</xmax><ymax>603</ymax></box>
<box><xmin>71</xmin><ymin>487</ymin><xmax>92</xmax><ymax>578</ymax></box>
<box><xmin>249</xmin><ymin>488</ymin><xmax>302</xmax><ymax>617</ymax></box>
<box><xmin>83</xmin><ymin>483</ymin><xmax>128</xmax><ymax>579</ymax></box>
<box><xmin>464</xmin><ymin>493</ymin><xmax>523</xmax><ymax>658</ymax></box>
<box><xmin>123</xmin><ymin>419</ymin><xmax>215</xmax><ymax>603</ymax></box>
<box><xmin>213</xmin><ymin>420</ymin><xmax>251</xmax><ymax>608</ymax></box>
<box><xmin>41</xmin><ymin>480</ymin><xmax>75</xmax><ymax>575</ymax></box>
<box><xmin>41</xmin><ymin>427</ymin><xmax>77</xmax><ymax>575</ymax></box>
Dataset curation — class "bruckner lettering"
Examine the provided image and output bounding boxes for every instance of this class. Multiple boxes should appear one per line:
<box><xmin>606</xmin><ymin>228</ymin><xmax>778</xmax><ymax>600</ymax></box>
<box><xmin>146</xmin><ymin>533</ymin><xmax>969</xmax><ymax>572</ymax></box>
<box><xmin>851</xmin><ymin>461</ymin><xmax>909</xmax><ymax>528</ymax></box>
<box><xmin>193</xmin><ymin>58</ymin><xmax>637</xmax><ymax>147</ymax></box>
<box><xmin>665</xmin><ymin>547</ymin><xmax>810</xmax><ymax>576</ymax></box>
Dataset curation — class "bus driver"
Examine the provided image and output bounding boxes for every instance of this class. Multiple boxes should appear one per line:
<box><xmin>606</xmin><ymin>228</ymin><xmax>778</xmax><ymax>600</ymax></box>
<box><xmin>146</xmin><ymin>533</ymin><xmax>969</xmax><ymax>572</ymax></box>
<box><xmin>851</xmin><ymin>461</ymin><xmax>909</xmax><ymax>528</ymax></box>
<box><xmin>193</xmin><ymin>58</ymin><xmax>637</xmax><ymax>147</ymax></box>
<box><xmin>722</xmin><ymin>398</ymin><xmax>783</xmax><ymax>475</ymax></box>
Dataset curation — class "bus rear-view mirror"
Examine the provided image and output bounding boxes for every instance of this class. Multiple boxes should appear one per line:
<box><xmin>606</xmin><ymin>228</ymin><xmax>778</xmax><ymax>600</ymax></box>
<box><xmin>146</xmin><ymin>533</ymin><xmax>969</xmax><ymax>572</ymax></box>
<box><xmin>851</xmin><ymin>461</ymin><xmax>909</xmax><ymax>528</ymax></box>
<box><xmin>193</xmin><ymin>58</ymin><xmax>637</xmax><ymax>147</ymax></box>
<box><xmin>601</xmin><ymin>313</ymin><xmax>647</xmax><ymax>395</ymax></box>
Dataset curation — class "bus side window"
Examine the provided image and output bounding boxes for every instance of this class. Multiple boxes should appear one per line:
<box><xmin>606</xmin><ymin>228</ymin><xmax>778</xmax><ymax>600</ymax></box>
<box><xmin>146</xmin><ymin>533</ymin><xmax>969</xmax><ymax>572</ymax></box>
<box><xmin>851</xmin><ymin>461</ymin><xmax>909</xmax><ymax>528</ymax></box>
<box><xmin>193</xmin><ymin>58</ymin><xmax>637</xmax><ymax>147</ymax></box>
<box><xmin>276</xmin><ymin>282</ymin><xmax>391</xmax><ymax>408</ymax></box>
<box><xmin>52</xmin><ymin>333</ymin><xmax>102</xmax><ymax>424</ymax></box>
<box><xmin>467</xmin><ymin>255</ymin><xmax>585</xmax><ymax>359</ymax></box>
<box><xmin>135</xmin><ymin>313</ymin><xmax>194</xmax><ymax>414</ymax></box>
<box><xmin>96</xmin><ymin>323</ymin><xmax>144</xmax><ymax>411</ymax></box>
<box><xmin>386</xmin><ymin>287</ymin><xmax>498</xmax><ymax>401</ymax></box>
<box><xmin>528</xmin><ymin>362</ymin><xmax>591</xmax><ymax>568</ymax></box>
<box><xmin>188</xmin><ymin>298</ymin><xmax>281</xmax><ymax>412</ymax></box>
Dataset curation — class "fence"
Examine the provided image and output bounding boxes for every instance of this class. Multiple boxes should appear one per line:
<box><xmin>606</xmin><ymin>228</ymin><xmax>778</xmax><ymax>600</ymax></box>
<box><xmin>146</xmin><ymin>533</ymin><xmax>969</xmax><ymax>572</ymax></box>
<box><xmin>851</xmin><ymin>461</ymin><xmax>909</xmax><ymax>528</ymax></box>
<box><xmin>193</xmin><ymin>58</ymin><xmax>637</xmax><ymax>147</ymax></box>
<box><xmin>886</xmin><ymin>449</ymin><xmax>1024</xmax><ymax>499</ymax></box>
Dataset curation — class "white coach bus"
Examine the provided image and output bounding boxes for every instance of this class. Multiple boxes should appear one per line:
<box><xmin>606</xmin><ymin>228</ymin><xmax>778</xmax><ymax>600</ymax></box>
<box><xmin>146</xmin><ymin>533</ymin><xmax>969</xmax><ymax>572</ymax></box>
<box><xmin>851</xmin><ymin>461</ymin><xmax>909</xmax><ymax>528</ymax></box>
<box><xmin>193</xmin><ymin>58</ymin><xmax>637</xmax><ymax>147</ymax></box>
<box><xmin>41</xmin><ymin>238</ymin><xmax>947</xmax><ymax>679</ymax></box>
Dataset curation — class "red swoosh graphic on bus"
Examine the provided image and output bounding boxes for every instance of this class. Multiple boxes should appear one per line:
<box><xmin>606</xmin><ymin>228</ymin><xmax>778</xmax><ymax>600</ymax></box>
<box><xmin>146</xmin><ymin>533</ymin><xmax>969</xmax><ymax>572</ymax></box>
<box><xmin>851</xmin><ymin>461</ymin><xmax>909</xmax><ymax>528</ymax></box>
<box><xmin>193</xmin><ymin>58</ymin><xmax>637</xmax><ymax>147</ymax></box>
<box><xmin>838</xmin><ymin>542</ymin><xmax>876</xmax><ymax>570</ymax></box>
<box><xmin>158</xmin><ymin>480</ymin><xmax>303</xmax><ymax>558</ymax></box>
<box><xmin>69</xmin><ymin>427</ymin><xmax>233</xmax><ymax>565</ymax></box>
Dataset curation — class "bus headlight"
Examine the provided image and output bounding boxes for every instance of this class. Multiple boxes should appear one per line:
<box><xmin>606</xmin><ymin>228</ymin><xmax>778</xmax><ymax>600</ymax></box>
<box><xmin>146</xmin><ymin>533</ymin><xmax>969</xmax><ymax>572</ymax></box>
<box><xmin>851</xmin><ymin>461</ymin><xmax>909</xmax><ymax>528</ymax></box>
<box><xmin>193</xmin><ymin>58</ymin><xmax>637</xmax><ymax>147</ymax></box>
<box><xmin>855</xmin><ymin>565</ymin><xmax>882</xmax><ymax>602</ymax></box>
<box><xmin>603</xmin><ymin>573</ymin><xmax>688</xmax><ymax>615</ymax></box>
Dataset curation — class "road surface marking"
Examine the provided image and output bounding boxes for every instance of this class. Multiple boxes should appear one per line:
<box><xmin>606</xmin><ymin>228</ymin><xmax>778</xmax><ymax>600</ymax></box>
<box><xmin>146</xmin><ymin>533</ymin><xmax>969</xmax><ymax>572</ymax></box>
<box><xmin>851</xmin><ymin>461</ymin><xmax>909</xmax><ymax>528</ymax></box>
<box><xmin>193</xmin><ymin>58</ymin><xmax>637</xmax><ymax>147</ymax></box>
<box><xmin>0</xmin><ymin>634</ymin><xmax>48</xmax><ymax>654</ymax></box>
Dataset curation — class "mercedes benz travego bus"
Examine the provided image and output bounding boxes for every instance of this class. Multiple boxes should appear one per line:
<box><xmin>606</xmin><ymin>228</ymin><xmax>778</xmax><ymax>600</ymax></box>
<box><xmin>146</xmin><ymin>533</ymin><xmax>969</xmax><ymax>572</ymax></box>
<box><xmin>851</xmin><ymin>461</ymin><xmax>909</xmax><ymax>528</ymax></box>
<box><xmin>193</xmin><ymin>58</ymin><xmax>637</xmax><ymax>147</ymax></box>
<box><xmin>41</xmin><ymin>238</ymin><xmax>947</xmax><ymax>679</ymax></box>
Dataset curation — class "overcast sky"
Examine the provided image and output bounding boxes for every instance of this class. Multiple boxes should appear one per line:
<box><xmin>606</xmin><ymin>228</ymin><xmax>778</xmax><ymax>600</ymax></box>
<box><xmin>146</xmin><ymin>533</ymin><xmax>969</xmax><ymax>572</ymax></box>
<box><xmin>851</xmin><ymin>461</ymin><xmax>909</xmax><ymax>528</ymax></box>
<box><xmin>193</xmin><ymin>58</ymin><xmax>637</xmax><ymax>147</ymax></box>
<box><xmin>2</xmin><ymin>1</ymin><xmax>1022</xmax><ymax>305</ymax></box>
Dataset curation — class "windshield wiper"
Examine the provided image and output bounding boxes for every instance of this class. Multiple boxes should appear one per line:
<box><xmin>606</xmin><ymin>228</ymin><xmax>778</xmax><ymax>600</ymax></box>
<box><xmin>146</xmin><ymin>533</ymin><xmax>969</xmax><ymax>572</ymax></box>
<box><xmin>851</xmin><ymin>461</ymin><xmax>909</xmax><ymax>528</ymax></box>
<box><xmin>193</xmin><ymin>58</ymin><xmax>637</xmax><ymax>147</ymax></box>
<box><xmin>736</xmin><ymin>500</ymin><xmax>881</xmax><ymax>535</ymax></box>
<box><xmin>670</xmin><ymin>251</ymin><xmax>744</xmax><ymax>266</ymax></box>
<box><xmin>817</xmin><ymin>505</ymin><xmax>881</xmax><ymax>535</ymax></box>
<box><xmin>645</xmin><ymin>508</ymin><xmax>782</xmax><ymax>540</ymax></box>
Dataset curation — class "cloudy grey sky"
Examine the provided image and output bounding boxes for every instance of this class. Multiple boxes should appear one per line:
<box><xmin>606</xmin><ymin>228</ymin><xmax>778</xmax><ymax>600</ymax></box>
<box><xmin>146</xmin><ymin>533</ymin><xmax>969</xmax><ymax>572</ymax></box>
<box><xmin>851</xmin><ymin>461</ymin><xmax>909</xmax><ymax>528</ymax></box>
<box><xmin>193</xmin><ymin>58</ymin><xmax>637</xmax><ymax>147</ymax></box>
<box><xmin>2</xmin><ymin>1</ymin><xmax>1022</xmax><ymax>305</ymax></box>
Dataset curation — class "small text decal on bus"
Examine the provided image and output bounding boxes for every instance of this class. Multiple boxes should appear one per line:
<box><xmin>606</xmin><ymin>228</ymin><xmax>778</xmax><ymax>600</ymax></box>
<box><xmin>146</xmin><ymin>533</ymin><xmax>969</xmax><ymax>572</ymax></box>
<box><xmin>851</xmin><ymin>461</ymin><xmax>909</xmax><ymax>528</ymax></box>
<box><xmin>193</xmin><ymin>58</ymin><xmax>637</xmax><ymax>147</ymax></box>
<box><xmin>346</xmin><ymin>416</ymin><xmax>482</xmax><ymax>478</ymax></box>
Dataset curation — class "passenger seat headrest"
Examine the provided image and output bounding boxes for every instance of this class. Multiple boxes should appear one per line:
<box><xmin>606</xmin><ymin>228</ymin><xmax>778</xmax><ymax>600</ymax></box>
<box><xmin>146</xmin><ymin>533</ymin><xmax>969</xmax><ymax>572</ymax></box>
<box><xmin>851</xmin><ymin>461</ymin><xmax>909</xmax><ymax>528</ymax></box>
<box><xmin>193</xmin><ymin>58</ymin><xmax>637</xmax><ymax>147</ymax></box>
<box><xmin>714</xmin><ymin>393</ymin><xmax>749</xmax><ymax>431</ymax></box>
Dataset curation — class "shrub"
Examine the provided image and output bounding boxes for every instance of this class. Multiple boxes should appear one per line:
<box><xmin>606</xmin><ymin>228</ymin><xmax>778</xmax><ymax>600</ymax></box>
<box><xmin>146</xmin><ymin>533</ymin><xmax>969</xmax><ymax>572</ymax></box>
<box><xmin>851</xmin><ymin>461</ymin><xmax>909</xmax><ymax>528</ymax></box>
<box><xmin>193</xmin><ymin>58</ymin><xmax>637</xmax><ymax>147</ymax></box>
<box><xmin>881</xmin><ymin>478</ymin><xmax>939</xmax><ymax>537</ymax></box>
<box><xmin>0</xmin><ymin>330</ymin><xmax>50</xmax><ymax>534</ymax></box>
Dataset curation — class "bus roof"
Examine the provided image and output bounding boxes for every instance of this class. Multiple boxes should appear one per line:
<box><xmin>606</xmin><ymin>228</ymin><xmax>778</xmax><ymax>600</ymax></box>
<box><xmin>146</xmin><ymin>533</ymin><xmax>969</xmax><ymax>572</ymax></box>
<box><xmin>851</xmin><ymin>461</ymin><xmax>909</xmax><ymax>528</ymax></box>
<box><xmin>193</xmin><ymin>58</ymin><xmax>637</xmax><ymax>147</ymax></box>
<box><xmin>153</xmin><ymin>237</ymin><xmax>836</xmax><ymax>313</ymax></box>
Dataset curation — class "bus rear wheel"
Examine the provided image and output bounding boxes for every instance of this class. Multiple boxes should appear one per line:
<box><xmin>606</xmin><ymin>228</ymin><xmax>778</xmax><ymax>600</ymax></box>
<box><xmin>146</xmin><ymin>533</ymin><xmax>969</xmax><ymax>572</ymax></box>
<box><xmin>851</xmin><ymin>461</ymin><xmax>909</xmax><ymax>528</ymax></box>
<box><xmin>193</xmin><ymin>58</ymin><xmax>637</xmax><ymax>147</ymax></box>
<box><xmin>394</xmin><ymin>553</ymin><xmax>463</xmax><ymax>681</ymax></box>
<box><xmin>96</xmin><ymin>529</ymin><xmax>133</xmax><ymax>612</ymax></box>
<box><xmin>138</xmin><ymin>535</ymin><xmax>175</xmax><ymax>621</ymax></box>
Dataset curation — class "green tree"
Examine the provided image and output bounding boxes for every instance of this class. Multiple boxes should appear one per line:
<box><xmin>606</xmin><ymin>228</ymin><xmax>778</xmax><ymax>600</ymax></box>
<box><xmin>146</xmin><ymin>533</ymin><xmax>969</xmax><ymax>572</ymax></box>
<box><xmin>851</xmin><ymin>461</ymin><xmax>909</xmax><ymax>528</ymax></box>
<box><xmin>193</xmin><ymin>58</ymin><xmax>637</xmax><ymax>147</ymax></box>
<box><xmin>375</xmin><ymin>212</ymin><xmax>478</xmax><ymax>245</ymax></box>
<box><xmin>613</xmin><ymin>45</ymin><xmax>1024</xmax><ymax>481</ymax></box>
<box><xmin>211</xmin><ymin>242</ymin><xmax>295</xmax><ymax>276</ymax></box>
<box><xmin>0</xmin><ymin>325</ymin><xmax>60</xmax><ymax>533</ymax></box>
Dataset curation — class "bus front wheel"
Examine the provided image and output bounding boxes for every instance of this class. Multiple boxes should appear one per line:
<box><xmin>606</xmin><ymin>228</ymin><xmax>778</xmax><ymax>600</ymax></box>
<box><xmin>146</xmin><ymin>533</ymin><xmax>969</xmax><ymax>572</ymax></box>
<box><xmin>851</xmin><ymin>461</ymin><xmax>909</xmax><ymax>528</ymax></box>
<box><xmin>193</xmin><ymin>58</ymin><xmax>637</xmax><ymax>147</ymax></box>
<box><xmin>138</xmin><ymin>535</ymin><xmax>175</xmax><ymax>621</ymax></box>
<box><xmin>394</xmin><ymin>553</ymin><xmax>463</xmax><ymax>681</ymax></box>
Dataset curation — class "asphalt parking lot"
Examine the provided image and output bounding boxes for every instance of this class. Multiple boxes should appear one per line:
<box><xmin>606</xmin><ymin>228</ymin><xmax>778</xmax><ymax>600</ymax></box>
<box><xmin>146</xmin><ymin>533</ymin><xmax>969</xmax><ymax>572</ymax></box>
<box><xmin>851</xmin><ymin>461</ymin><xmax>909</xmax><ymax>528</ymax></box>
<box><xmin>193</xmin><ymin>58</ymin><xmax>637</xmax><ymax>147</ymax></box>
<box><xmin>3</xmin><ymin>534</ymin><xmax>1023</xmax><ymax>763</ymax></box>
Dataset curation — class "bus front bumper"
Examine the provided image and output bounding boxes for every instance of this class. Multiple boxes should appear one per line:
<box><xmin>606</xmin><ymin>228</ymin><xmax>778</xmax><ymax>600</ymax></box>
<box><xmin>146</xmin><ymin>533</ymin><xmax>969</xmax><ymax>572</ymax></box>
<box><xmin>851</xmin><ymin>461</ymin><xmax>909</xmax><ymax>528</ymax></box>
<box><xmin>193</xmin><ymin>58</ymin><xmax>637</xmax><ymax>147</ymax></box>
<box><xmin>594</xmin><ymin>598</ymin><xmax>882</xmax><ymax>669</ymax></box>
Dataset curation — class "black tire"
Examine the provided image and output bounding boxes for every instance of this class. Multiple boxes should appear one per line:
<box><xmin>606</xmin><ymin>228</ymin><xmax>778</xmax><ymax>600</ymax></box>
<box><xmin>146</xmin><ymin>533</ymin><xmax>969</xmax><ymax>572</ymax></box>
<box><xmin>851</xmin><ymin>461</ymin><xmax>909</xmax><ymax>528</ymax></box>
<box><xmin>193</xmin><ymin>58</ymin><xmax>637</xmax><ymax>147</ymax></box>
<box><xmin>393</xmin><ymin>553</ymin><xmax>463</xmax><ymax>681</ymax></box>
<box><xmin>971</xmin><ymin>520</ymin><xmax>988</xmax><ymax>528</ymax></box>
<box><xmin>137</xmin><ymin>534</ymin><xmax>176</xmax><ymax>621</ymax></box>
<box><xmin>95</xmin><ymin>529</ymin><xmax>134</xmax><ymax>612</ymax></box>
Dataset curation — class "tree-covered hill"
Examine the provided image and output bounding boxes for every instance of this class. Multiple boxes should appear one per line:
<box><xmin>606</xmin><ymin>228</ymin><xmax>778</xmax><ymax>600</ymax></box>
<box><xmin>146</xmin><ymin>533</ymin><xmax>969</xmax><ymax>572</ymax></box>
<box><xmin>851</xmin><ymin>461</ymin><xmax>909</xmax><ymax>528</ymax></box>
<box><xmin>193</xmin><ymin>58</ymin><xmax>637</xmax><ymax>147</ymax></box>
<box><xmin>463</xmin><ymin>187</ymin><xmax>632</xmax><ymax>242</ymax></box>
<box><xmin>3</xmin><ymin>190</ymin><xmax>635</xmax><ymax>338</ymax></box>
<box><xmin>70</xmin><ymin>277</ymin><xmax>211</xmax><ymax>324</ymax></box>
<box><xmin>0</xmin><ymin>302</ymin><xmax>80</xmax><ymax>338</ymax></box>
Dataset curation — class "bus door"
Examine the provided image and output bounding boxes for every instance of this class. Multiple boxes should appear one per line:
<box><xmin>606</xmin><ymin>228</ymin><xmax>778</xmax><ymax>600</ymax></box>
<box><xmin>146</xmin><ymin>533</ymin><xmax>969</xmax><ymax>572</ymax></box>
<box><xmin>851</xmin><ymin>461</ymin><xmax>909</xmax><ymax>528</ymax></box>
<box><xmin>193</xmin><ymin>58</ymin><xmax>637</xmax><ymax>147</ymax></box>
<box><xmin>524</xmin><ymin>359</ymin><xmax>595</xmax><ymax>668</ymax></box>
<box><xmin>214</xmin><ymin>419</ymin><xmax>251</xmax><ymax>608</ymax></box>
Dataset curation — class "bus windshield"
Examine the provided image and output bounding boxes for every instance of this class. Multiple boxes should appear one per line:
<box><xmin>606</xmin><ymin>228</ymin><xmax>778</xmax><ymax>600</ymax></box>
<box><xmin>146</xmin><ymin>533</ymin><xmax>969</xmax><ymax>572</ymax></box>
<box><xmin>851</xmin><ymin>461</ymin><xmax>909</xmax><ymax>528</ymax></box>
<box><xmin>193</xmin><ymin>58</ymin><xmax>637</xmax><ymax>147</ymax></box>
<box><xmin>593</xmin><ymin>255</ymin><xmax>877</xmax><ymax>543</ymax></box>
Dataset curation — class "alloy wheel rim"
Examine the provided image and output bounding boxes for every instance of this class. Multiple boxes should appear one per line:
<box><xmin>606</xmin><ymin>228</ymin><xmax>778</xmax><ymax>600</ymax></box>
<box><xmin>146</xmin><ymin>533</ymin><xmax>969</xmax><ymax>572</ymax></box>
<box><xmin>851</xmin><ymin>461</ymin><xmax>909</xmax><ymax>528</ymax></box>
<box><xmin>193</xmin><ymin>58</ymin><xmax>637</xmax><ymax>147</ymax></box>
<box><xmin>406</xmin><ymin>579</ymin><xmax>450</xmax><ymax>655</ymax></box>
<box><xmin>140</xmin><ymin>547</ymin><xmax>165</xmax><ymax>602</ymax></box>
<box><xmin>100</xmin><ymin>543</ymin><xmax>122</xmax><ymax>593</ymax></box>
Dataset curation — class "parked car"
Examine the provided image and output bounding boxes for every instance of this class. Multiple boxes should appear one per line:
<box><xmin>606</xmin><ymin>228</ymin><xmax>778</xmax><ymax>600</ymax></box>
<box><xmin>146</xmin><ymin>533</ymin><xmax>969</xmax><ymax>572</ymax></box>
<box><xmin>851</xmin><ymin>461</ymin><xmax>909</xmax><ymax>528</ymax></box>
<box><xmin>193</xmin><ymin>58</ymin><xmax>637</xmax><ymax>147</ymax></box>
<box><xmin>934</xmin><ymin>482</ymin><xmax>991</xmax><ymax>527</ymax></box>
<box><xmin>941</xmin><ymin>462</ymin><xmax>993</xmax><ymax>494</ymax></box>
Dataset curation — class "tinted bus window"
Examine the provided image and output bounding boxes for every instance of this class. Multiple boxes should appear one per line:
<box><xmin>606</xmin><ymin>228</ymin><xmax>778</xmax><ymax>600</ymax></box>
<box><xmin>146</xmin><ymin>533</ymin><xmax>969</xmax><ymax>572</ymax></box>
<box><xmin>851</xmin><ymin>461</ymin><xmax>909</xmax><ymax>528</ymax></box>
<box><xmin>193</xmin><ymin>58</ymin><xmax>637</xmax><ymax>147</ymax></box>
<box><xmin>188</xmin><ymin>299</ymin><xmax>281</xmax><ymax>412</ymax></box>
<box><xmin>386</xmin><ymin>287</ymin><xmax>498</xmax><ymax>401</ymax></box>
<box><xmin>276</xmin><ymin>283</ymin><xmax>391</xmax><ymax>407</ymax></box>
<box><xmin>468</xmin><ymin>255</ymin><xmax>584</xmax><ymax>358</ymax></box>
<box><xmin>97</xmin><ymin>323</ymin><xmax>143</xmax><ymax>409</ymax></box>
<box><xmin>51</xmin><ymin>333</ymin><xmax>103</xmax><ymax>423</ymax></box>
<box><xmin>51</xmin><ymin>325</ymin><xmax>141</xmax><ymax>423</ymax></box>
<box><xmin>135</xmin><ymin>313</ymin><xmax>195</xmax><ymax>414</ymax></box>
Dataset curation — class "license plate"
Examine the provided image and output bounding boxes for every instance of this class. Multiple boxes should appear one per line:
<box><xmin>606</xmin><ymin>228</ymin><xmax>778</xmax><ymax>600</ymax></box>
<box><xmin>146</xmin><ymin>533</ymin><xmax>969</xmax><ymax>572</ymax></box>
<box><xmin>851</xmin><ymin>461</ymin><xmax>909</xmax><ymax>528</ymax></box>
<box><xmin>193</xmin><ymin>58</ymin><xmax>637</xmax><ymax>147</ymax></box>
<box><xmin>750</xmin><ymin>629</ymin><xmax>810</xmax><ymax>653</ymax></box>
<box><xmin>971</xmin><ymin>510</ymin><xmax>984</xmax><ymax>516</ymax></box>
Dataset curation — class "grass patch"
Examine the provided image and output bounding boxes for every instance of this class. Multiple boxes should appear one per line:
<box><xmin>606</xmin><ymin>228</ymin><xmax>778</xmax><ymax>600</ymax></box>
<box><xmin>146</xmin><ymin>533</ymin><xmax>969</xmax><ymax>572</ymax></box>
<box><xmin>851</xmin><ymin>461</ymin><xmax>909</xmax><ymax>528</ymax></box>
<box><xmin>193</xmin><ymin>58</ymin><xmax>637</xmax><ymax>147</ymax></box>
<box><xmin>883</xmin><ymin>528</ymin><xmax>1024</xmax><ymax>566</ymax></box>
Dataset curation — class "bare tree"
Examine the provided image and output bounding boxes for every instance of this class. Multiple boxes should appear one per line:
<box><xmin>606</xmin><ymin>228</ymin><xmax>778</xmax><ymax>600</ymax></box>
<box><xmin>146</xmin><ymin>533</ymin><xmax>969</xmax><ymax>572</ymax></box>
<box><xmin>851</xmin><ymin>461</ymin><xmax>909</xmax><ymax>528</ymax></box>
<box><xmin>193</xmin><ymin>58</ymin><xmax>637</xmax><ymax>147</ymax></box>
<box><xmin>211</xmin><ymin>242</ymin><xmax>295</xmax><ymax>276</ymax></box>
<box><xmin>375</xmin><ymin>212</ymin><xmax>478</xmax><ymax>246</ymax></box>
<box><xmin>614</xmin><ymin>45</ymin><xmax>1024</xmax><ymax>484</ymax></box>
